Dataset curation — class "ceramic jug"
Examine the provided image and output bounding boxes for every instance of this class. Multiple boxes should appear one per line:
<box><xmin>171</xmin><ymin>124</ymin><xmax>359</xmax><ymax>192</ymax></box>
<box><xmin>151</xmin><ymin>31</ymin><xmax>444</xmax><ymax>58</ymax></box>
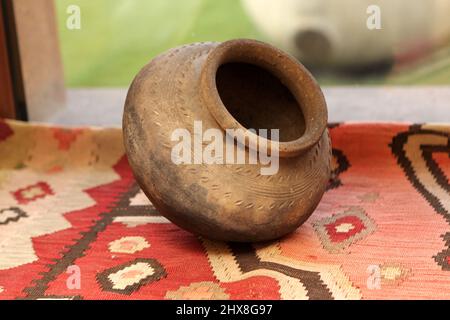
<box><xmin>123</xmin><ymin>39</ymin><xmax>331</xmax><ymax>242</ymax></box>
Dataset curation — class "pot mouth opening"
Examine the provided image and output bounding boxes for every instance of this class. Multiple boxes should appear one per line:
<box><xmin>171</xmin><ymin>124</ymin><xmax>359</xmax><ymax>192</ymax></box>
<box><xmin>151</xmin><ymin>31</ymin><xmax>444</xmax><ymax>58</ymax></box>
<box><xmin>216</xmin><ymin>62</ymin><xmax>306</xmax><ymax>143</ymax></box>
<box><xmin>200</xmin><ymin>39</ymin><xmax>328</xmax><ymax>158</ymax></box>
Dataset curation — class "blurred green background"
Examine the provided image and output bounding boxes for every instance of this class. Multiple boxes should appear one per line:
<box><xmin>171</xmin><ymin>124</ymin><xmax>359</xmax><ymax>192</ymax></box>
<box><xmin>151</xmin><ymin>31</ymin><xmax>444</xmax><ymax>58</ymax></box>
<box><xmin>56</xmin><ymin>0</ymin><xmax>260</xmax><ymax>87</ymax></box>
<box><xmin>56</xmin><ymin>0</ymin><xmax>450</xmax><ymax>87</ymax></box>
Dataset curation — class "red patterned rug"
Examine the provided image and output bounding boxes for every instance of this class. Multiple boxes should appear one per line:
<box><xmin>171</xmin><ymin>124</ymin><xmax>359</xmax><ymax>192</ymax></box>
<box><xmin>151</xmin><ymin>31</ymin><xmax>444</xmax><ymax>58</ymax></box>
<box><xmin>0</xmin><ymin>119</ymin><xmax>449</xmax><ymax>300</ymax></box>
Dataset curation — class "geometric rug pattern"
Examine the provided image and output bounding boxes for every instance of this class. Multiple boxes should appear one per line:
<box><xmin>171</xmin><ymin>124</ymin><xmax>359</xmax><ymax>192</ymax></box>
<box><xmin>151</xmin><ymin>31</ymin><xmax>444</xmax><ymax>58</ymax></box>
<box><xmin>0</xmin><ymin>119</ymin><xmax>449</xmax><ymax>300</ymax></box>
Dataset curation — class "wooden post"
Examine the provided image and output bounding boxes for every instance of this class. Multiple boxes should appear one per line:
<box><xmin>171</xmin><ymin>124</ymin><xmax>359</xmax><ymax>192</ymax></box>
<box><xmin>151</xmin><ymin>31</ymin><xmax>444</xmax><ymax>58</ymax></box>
<box><xmin>0</xmin><ymin>1</ymin><xmax>20</xmax><ymax>119</ymax></box>
<box><xmin>0</xmin><ymin>0</ymin><xmax>65</xmax><ymax>121</ymax></box>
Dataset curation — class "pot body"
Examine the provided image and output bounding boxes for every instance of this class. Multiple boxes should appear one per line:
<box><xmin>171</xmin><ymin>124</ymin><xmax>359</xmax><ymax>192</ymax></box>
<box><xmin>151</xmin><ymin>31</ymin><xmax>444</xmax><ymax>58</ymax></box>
<box><xmin>123</xmin><ymin>39</ymin><xmax>331</xmax><ymax>242</ymax></box>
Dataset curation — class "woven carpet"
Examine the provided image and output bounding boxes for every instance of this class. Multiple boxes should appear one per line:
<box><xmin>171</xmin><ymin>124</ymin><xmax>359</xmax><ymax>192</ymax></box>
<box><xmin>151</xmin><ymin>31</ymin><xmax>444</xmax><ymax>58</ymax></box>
<box><xmin>0</xmin><ymin>119</ymin><xmax>449</xmax><ymax>300</ymax></box>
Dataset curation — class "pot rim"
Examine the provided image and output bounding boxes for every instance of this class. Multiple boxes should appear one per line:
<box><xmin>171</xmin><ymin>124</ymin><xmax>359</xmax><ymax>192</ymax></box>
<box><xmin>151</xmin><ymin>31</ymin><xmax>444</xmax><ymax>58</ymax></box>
<box><xmin>200</xmin><ymin>38</ymin><xmax>328</xmax><ymax>158</ymax></box>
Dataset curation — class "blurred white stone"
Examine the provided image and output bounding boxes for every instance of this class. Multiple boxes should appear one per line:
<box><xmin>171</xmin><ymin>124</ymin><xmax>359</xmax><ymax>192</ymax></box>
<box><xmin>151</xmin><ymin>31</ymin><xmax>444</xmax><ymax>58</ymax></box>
<box><xmin>242</xmin><ymin>0</ymin><xmax>450</xmax><ymax>68</ymax></box>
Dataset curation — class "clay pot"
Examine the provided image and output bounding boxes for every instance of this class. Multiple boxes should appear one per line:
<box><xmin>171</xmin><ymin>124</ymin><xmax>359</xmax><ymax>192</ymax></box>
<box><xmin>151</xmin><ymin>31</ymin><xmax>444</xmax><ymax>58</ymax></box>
<box><xmin>123</xmin><ymin>39</ymin><xmax>331</xmax><ymax>242</ymax></box>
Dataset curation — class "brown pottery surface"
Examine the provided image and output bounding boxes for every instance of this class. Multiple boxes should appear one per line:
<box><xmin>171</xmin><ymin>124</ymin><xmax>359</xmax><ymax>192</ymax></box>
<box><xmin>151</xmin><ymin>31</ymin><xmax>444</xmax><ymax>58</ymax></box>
<box><xmin>123</xmin><ymin>39</ymin><xmax>331</xmax><ymax>242</ymax></box>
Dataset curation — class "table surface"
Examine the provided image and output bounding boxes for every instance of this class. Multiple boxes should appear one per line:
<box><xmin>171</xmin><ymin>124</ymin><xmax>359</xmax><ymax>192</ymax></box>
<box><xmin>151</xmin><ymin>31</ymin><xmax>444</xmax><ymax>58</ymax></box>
<box><xmin>39</xmin><ymin>87</ymin><xmax>450</xmax><ymax>127</ymax></box>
